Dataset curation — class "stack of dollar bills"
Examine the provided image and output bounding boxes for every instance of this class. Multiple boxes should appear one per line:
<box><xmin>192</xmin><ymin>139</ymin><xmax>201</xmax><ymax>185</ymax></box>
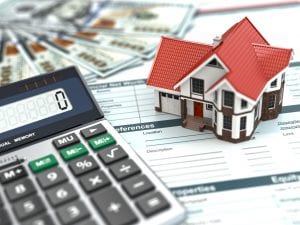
<box><xmin>0</xmin><ymin>0</ymin><xmax>196</xmax><ymax>85</ymax></box>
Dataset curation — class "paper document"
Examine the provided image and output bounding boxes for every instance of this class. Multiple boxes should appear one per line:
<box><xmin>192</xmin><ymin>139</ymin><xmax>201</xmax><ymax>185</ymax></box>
<box><xmin>89</xmin><ymin>62</ymin><xmax>300</xmax><ymax>224</ymax></box>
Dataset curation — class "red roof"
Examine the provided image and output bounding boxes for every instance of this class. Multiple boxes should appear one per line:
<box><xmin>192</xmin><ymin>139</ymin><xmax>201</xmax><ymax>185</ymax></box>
<box><xmin>147</xmin><ymin>17</ymin><xmax>292</xmax><ymax>101</ymax></box>
<box><xmin>146</xmin><ymin>37</ymin><xmax>212</xmax><ymax>91</ymax></box>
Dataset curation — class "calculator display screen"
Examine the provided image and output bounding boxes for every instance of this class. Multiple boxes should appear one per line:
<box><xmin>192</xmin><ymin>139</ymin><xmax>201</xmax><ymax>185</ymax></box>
<box><xmin>0</xmin><ymin>89</ymin><xmax>72</xmax><ymax>134</ymax></box>
<box><xmin>0</xmin><ymin>67</ymin><xmax>103</xmax><ymax>154</ymax></box>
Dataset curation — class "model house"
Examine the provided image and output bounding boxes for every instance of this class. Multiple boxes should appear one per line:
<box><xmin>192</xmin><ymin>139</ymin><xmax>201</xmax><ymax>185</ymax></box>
<box><xmin>147</xmin><ymin>17</ymin><xmax>293</xmax><ymax>143</ymax></box>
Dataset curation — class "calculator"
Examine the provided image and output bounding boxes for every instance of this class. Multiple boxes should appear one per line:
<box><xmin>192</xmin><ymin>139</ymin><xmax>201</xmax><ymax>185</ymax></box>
<box><xmin>0</xmin><ymin>67</ymin><xmax>186</xmax><ymax>225</ymax></box>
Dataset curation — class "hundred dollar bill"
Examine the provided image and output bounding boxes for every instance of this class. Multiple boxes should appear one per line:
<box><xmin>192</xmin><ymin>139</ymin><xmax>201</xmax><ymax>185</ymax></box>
<box><xmin>0</xmin><ymin>30</ymin><xmax>34</xmax><ymax>86</ymax></box>
<box><xmin>15</xmin><ymin>28</ymin><xmax>142</xmax><ymax>78</ymax></box>
<box><xmin>70</xmin><ymin>31</ymin><xmax>159</xmax><ymax>60</ymax></box>
<box><xmin>7</xmin><ymin>30</ymin><xmax>96</xmax><ymax>84</ymax></box>
<box><xmin>16</xmin><ymin>24</ymin><xmax>159</xmax><ymax>60</ymax></box>
<box><xmin>76</xmin><ymin>1</ymin><xmax>196</xmax><ymax>37</ymax></box>
<box><xmin>0</xmin><ymin>0</ymin><xmax>195</xmax><ymax>37</ymax></box>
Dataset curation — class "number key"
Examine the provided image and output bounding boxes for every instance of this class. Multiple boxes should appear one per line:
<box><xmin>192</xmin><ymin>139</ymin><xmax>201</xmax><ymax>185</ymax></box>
<box><xmin>23</xmin><ymin>214</ymin><xmax>55</xmax><ymax>225</ymax></box>
<box><xmin>56</xmin><ymin>200</ymin><xmax>90</xmax><ymax>225</ymax></box>
<box><xmin>37</xmin><ymin>167</ymin><xmax>68</xmax><ymax>189</ymax></box>
<box><xmin>13</xmin><ymin>195</ymin><xmax>46</xmax><ymax>221</ymax></box>
<box><xmin>5</xmin><ymin>178</ymin><xmax>36</xmax><ymax>202</ymax></box>
<box><xmin>46</xmin><ymin>183</ymin><xmax>78</xmax><ymax>206</ymax></box>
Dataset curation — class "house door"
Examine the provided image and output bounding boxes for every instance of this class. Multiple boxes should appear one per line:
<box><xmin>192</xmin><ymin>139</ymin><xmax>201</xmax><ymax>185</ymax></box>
<box><xmin>194</xmin><ymin>102</ymin><xmax>203</xmax><ymax>117</ymax></box>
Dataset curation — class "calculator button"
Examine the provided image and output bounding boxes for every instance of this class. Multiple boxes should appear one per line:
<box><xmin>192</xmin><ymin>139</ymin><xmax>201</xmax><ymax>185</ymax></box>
<box><xmin>0</xmin><ymin>208</ymin><xmax>12</xmax><ymax>225</ymax></box>
<box><xmin>122</xmin><ymin>175</ymin><xmax>155</xmax><ymax>198</ymax></box>
<box><xmin>79</xmin><ymin>170</ymin><xmax>110</xmax><ymax>193</ymax></box>
<box><xmin>13</xmin><ymin>195</ymin><xmax>46</xmax><ymax>221</ymax></box>
<box><xmin>53</xmin><ymin>133</ymin><xmax>80</xmax><ymax>149</ymax></box>
<box><xmin>81</xmin><ymin>124</ymin><xmax>107</xmax><ymax>139</ymax></box>
<box><xmin>5</xmin><ymin>179</ymin><xmax>37</xmax><ymax>202</ymax></box>
<box><xmin>0</xmin><ymin>165</ymin><xmax>27</xmax><ymax>184</ymax></box>
<box><xmin>46</xmin><ymin>183</ymin><xmax>78</xmax><ymax>206</ymax></box>
<box><xmin>29</xmin><ymin>154</ymin><xmax>58</xmax><ymax>173</ymax></box>
<box><xmin>37</xmin><ymin>167</ymin><xmax>68</xmax><ymax>189</ymax></box>
<box><xmin>109</xmin><ymin>159</ymin><xmax>141</xmax><ymax>181</ymax></box>
<box><xmin>91</xmin><ymin>187</ymin><xmax>138</xmax><ymax>225</ymax></box>
<box><xmin>69</xmin><ymin>155</ymin><xmax>99</xmax><ymax>176</ymax></box>
<box><xmin>56</xmin><ymin>200</ymin><xmax>90</xmax><ymax>225</ymax></box>
<box><xmin>23</xmin><ymin>214</ymin><xmax>55</xmax><ymax>225</ymax></box>
<box><xmin>60</xmin><ymin>143</ymin><xmax>88</xmax><ymax>161</ymax></box>
<box><xmin>88</xmin><ymin>134</ymin><xmax>116</xmax><ymax>151</ymax></box>
<box><xmin>136</xmin><ymin>192</ymin><xmax>170</xmax><ymax>218</ymax></box>
<box><xmin>74</xmin><ymin>219</ymin><xmax>97</xmax><ymax>225</ymax></box>
<box><xmin>98</xmin><ymin>145</ymin><xmax>128</xmax><ymax>165</ymax></box>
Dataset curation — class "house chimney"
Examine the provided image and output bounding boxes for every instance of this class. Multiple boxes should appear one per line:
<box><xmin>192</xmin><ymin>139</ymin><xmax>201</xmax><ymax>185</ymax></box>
<box><xmin>213</xmin><ymin>36</ymin><xmax>222</xmax><ymax>48</ymax></box>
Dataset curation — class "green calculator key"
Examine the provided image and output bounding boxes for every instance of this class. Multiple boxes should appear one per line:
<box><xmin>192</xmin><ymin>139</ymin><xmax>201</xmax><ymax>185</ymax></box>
<box><xmin>60</xmin><ymin>143</ymin><xmax>88</xmax><ymax>161</ymax></box>
<box><xmin>89</xmin><ymin>134</ymin><xmax>116</xmax><ymax>151</ymax></box>
<box><xmin>29</xmin><ymin>154</ymin><xmax>58</xmax><ymax>173</ymax></box>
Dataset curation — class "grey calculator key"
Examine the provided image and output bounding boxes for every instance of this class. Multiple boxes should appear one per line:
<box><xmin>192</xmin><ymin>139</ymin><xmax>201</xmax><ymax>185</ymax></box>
<box><xmin>13</xmin><ymin>195</ymin><xmax>46</xmax><ymax>221</ymax></box>
<box><xmin>81</xmin><ymin>124</ymin><xmax>107</xmax><ymax>139</ymax></box>
<box><xmin>23</xmin><ymin>214</ymin><xmax>55</xmax><ymax>225</ymax></box>
<box><xmin>136</xmin><ymin>192</ymin><xmax>170</xmax><ymax>217</ymax></box>
<box><xmin>98</xmin><ymin>145</ymin><xmax>128</xmax><ymax>165</ymax></box>
<box><xmin>79</xmin><ymin>170</ymin><xmax>111</xmax><ymax>193</ymax></box>
<box><xmin>56</xmin><ymin>200</ymin><xmax>90</xmax><ymax>225</ymax></box>
<box><xmin>53</xmin><ymin>133</ymin><xmax>80</xmax><ymax>149</ymax></box>
<box><xmin>46</xmin><ymin>183</ymin><xmax>78</xmax><ymax>206</ymax></box>
<box><xmin>69</xmin><ymin>155</ymin><xmax>99</xmax><ymax>176</ymax></box>
<box><xmin>0</xmin><ymin>208</ymin><xmax>12</xmax><ymax>225</ymax></box>
<box><xmin>0</xmin><ymin>165</ymin><xmax>27</xmax><ymax>184</ymax></box>
<box><xmin>109</xmin><ymin>159</ymin><xmax>141</xmax><ymax>181</ymax></box>
<box><xmin>91</xmin><ymin>187</ymin><xmax>138</xmax><ymax>225</ymax></box>
<box><xmin>74</xmin><ymin>220</ymin><xmax>97</xmax><ymax>225</ymax></box>
<box><xmin>5</xmin><ymin>178</ymin><xmax>37</xmax><ymax>202</ymax></box>
<box><xmin>37</xmin><ymin>167</ymin><xmax>68</xmax><ymax>189</ymax></box>
<box><xmin>122</xmin><ymin>175</ymin><xmax>155</xmax><ymax>198</ymax></box>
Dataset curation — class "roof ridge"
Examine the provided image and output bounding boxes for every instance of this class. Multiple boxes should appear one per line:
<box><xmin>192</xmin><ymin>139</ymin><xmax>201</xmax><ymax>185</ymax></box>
<box><xmin>161</xmin><ymin>36</ymin><xmax>213</xmax><ymax>48</ymax></box>
<box><xmin>252</xmin><ymin>43</ymin><xmax>293</xmax><ymax>51</ymax></box>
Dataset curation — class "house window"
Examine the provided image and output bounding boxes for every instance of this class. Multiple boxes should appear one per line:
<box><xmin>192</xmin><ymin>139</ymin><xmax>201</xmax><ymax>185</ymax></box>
<box><xmin>241</xmin><ymin>99</ymin><xmax>247</xmax><ymax>109</ymax></box>
<box><xmin>191</xmin><ymin>78</ymin><xmax>204</xmax><ymax>95</ymax></box>
<box><xmin>240</xmin><ymin>116</ymin><xmax>247</xmax><ymax>130</ymax></box>
<box><xmin>214</xmin><ymin>110</ymin><xmax>217</xmax><ymax>124</ymax></box>
<box><xmin>167</xmin><ymin>94</ymin><xmax>173</xmax><ymax>98</ymax></box>
<box><xmin>174</xmin><ymin>95</ymin><xmax>179</xmax><ymax>100</ymax></box>
<box><xmin>271</xmin><ymin>79</ymin><xmax>277</xmax><ymax>88</ymax></box>
<box><xmin>214</xmin><ymin>91</ymin><xmax>218</xmax><ymax>103</ymax></box>
<box><xmin>207</xmin><ymin>58</ymin><xmax>223</xmax><ymax>69</ymax></box>
<box><xmin>161</xmin><ymin>92</ymin><xmax>166</xmax><ymax>97</ymax></box>
<box><xmin>223</xmin><ymin>91</ymin><xmax>234</xmax><ymax>107</ymax></box>
<box><xmin>268</xmin><ymin>95</ymin><xmax>276</xmax><ymax>109</ymax></box>
<box><xmin>223</xmin><ymin>116</ymin><xmax>232</xmax><ymax>130</ymax></box>
<box><xmin>206</xmin><ymin>104</ymin><xmax>213</xmax><ymax>110</ymax></box>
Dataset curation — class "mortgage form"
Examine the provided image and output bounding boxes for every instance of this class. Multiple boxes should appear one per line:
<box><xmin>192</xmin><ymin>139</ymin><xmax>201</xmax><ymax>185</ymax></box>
<box><xmin>87</xmin><ymin>5</ymin><xmax>300</xmax><ymax>225</ymax></box>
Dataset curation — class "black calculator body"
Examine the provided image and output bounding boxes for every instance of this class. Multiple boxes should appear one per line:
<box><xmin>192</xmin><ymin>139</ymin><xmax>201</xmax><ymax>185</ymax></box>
<box><xmin>0</xmin><ymin>67</ymin><xmax>186</xmax><ymax>225</ymax></box>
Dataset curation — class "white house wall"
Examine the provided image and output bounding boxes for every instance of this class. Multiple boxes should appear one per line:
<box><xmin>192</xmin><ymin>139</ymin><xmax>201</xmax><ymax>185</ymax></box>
<box><xmin>204</xmin><ymin>103</ymin><xmax>213</xmax><ymax>118</ymax></box>
<box><xmin>186</xmin><ymin>100</ymin><xmax>194</xmax><ymax>116</ymax></box>
<box><xmin>154</xmin><ymin>90</ymin><xmax>160</xmax><ymax>108</ymax></box>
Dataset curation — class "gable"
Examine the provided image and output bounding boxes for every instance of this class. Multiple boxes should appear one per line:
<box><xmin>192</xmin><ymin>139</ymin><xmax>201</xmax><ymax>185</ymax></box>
<box><xmin>147</xmin><ymin>37</ymin><xmax>212</xmax><ymax>91</ymax></box>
